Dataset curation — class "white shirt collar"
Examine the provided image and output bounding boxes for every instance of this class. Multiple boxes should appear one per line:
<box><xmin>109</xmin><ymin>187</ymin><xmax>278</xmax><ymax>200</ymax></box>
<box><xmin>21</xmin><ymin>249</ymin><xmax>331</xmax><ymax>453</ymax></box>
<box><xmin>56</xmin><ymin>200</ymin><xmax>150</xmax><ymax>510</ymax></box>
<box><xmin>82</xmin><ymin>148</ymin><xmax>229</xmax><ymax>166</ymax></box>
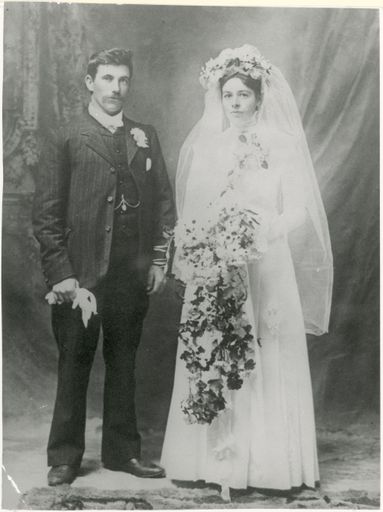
<box><xmin>88</xmin><ymin>100</ymin><xmax>124</xmax><ymax>133</ymax></box>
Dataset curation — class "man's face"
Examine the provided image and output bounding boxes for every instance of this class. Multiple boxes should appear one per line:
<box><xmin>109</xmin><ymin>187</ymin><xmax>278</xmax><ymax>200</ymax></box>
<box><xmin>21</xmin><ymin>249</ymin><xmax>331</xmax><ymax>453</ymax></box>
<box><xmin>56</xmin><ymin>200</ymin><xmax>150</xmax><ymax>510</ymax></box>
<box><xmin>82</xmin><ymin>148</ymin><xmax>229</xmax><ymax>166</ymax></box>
<box><xmin>85</xmin><ymin>64</ymin><xmax>131</xmax><ymax>116</ymax></box>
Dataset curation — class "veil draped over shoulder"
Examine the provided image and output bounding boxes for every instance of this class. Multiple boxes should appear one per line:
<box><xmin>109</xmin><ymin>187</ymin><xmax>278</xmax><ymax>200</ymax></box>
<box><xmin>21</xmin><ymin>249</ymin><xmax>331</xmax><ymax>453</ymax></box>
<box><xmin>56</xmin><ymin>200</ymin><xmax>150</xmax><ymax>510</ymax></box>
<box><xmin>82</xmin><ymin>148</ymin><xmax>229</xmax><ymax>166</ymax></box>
<box><xmin>175</xmin><ymin>48</ymin><xmax>333</xmax><ymax>336</ymax></box>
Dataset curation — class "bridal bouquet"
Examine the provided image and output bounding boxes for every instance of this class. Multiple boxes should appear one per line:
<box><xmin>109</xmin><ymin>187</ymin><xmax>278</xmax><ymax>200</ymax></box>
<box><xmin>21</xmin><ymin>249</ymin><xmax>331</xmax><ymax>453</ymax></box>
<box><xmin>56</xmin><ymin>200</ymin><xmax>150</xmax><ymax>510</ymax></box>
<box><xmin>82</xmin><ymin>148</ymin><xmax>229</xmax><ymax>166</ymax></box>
<box><xmin>175</xmin><ymin>200</ymin><xmax>269</xmax><ymax>424</ymax></box>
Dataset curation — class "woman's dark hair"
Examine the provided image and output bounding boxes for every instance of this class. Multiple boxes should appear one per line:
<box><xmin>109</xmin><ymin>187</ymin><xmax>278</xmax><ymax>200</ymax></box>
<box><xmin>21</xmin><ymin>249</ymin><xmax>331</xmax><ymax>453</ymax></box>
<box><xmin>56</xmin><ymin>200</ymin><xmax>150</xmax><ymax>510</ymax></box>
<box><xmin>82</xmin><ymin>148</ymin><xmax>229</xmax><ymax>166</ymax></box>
<box><xmin>87</xmin><ymin>48</ymin><xmax>133</xmax><ymax>79</ymax></box>
<box><xmin>220</xmin><ymin>72</ymin><xmax>262</xmax><ymax>101</ymax></box>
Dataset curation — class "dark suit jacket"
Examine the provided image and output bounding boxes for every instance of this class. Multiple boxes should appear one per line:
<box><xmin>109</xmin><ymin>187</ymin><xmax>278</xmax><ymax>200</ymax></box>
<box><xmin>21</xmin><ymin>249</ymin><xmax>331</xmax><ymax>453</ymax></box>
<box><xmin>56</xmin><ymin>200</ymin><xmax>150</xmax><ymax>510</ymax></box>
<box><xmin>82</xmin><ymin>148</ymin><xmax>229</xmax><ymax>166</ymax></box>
<box><xmin>33</xmin><ymin>112</ymin><xmax>175</xmax><ymax>290</ymax></box>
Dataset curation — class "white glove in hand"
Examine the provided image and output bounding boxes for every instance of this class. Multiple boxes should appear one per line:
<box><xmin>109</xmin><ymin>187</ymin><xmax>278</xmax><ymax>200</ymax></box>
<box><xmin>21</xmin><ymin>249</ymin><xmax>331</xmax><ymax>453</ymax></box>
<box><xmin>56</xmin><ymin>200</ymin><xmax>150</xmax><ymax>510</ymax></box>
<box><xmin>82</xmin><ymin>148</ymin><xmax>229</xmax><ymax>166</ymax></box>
<box><xmin>45</xmin><ymin>288</ymin><xmax>98</xmax><ymax>328</ymax></box>
<box><xmin>72</xmin><ymin>288</ymin><xmax>98</xmax><ymax>328</ymax></box>
<box><xmin>45</xmin><ymin>291</ymin><xmax>58</xmax><ymax>305</ymax></box>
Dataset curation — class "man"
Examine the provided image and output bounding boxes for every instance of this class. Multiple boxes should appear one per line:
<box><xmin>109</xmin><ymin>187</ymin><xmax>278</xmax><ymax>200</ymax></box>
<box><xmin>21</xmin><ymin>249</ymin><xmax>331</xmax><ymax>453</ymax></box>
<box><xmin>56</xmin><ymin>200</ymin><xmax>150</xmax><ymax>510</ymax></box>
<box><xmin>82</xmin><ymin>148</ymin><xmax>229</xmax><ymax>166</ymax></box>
<box><xmin>33</xmin><ymin>48</ymin><xmax>175</xmax><ymax>486</ymax></box>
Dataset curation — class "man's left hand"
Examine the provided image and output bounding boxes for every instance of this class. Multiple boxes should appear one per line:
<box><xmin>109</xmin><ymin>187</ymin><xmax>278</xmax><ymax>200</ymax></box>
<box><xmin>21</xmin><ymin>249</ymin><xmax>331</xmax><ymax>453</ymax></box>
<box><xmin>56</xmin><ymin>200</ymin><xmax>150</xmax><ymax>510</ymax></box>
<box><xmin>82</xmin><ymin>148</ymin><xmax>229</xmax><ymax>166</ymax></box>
<box><xmin>146</xmin><ymin>265</ymin><xmax>167</xmax><ymax>295</ymax></box>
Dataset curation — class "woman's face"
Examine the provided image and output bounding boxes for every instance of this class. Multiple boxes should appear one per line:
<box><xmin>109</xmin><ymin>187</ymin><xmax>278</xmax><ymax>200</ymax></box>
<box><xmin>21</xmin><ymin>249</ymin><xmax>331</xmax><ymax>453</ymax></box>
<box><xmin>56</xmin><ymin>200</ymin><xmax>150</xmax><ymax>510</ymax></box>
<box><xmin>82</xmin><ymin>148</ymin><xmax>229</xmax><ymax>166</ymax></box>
<box><xmin>222</xmin><ymin>77</ymin><xmax>259</xmax><ymax>127</ymax></box>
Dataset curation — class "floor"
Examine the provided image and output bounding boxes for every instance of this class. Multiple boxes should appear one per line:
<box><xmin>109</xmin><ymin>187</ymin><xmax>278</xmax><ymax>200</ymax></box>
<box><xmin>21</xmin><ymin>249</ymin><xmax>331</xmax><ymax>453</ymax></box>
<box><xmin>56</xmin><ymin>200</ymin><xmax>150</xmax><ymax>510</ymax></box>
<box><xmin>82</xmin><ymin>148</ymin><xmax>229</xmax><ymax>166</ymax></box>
<box><xmin>2</xmin><ymin>413</ymin><xmax>380</xmax><ymax>510</ymax></box>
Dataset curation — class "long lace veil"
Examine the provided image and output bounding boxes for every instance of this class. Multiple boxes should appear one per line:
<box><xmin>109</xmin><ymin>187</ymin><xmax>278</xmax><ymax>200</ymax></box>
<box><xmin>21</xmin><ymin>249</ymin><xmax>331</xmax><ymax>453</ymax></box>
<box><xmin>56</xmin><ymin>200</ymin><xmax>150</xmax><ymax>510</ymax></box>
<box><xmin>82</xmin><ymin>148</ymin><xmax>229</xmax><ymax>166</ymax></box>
<box><xmin>175</xmin><ymin>48</ymin><xmax>333</xmax><ymax>336</ymax></box>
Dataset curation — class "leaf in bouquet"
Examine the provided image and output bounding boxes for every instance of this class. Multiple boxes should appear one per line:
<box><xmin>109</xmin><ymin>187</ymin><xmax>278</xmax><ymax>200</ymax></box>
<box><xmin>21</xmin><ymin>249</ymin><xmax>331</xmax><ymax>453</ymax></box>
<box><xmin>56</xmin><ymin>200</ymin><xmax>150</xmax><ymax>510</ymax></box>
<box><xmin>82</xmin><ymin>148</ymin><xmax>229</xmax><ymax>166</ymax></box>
<box><xmin>227</xmin><ymin>372</ymin><xmax>243</xmax><ymax>390</ymax></box>
<box><xmin>180</xmin><ymin>350</ymin><xmax>191</xmax><ymax>360</ymax></box>
<box><xmin>239</xmin><ymin>134</ymin><xmax>247</xmax><ymax>143</ymax></box>
<box><xmin>242</xmin><ymin>324</ymin><xmax>252</xmax><ymax>333</ymax></box>
<box><xmin>243</xmin><ymin>329</ymin><xmax>254</xmax><ymax>340</ymax></box>
<box><xmin>207</xmin><ymin>378</ymin><xmax>224</xmax><ymax>393</ymax></box>
<box><xmin>261</xmin><ymin>160</ymin><xmax>268</xmax><ymax>169</ymax></box>
<box><xmin>189</xmin><ymin>361</ymin><xmax>203</xmax><ymax>373</ymax></box>
<box><xmin>196</xmin><ymin>379</ymin><xmax>207</xmax><ymax>391</ymax></box>
<box><xmin>191</xmin><ymin>295</ymin><xmax>204</xmax><ymax>306</ymax></box>
<box><xmin>244</xmin><ymin>359</ymin><xmax>256</xmax><ymax>371</ymax></box>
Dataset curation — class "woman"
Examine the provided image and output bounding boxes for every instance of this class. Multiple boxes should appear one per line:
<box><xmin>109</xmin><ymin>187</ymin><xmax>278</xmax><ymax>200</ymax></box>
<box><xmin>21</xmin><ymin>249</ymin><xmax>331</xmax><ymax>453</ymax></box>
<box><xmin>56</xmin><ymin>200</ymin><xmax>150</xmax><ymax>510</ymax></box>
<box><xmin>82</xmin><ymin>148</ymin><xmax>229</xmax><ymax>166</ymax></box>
<box><xmin>161</xmin><ymin>45</ymin><xmax>333</xmax><ymax>497</ymax></box>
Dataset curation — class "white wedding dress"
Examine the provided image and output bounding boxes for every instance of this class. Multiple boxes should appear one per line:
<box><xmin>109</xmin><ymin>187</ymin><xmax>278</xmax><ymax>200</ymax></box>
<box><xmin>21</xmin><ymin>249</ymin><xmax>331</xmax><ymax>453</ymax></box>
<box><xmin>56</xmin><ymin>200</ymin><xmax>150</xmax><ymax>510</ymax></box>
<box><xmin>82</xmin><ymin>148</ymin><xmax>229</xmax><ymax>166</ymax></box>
<box><xmin>161</xmin><ymin>127</ymin><xmax>320</xmax><ymax>491</ymax></box>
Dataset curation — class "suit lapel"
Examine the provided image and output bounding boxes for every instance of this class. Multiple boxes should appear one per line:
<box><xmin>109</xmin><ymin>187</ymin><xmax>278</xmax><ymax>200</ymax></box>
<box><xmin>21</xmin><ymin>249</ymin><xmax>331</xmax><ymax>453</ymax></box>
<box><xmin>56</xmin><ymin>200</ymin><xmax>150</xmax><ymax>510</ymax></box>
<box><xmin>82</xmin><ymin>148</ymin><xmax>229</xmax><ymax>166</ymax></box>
<box><xmin>122</xmin><ymin>118</ymin><xmax>147</xmax><ymax>198</ymax></box>
<box><xmin>80</xmin><ymin>113</ymin><xmax>116</xmax><ymax>166</ymax></box>
<box><xmin>124</xmin><ymin>119</ymin><xmax>139</xmax><ymax>166</ymax></box>
<box><xmin>79</xmin><ymin>113</ymin><xmax>145</xmax><ymax>168</ymax></box>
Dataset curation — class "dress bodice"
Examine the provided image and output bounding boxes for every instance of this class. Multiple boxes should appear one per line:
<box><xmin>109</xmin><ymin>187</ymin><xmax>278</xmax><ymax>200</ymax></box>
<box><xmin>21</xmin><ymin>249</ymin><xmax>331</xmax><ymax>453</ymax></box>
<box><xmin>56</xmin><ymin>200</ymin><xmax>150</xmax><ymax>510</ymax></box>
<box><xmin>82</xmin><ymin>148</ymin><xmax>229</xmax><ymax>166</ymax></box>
<box><xmin>231</xmin><ymin>162</ymin><xmax>281</xmax><ymax>216</ymax></box>
<box><xmin>183</xmin><ymin>126</ymin><xmax>282</xmax><ymax>223</ymax></box>
<box><xmin>215</xmin><ymin>128</ymin><xmax>282</xmax><ymax>219</ymax></box>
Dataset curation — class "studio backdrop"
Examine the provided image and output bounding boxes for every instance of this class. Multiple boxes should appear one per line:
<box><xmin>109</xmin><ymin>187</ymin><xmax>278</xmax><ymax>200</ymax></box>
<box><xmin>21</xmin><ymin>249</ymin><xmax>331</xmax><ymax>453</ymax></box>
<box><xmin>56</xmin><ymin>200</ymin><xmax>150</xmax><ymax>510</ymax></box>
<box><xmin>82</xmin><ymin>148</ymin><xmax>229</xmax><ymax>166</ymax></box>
<box><xmin>2</xmin><ymin>4</ymin><xmax>379</xmax><ymax>432</ymax></box>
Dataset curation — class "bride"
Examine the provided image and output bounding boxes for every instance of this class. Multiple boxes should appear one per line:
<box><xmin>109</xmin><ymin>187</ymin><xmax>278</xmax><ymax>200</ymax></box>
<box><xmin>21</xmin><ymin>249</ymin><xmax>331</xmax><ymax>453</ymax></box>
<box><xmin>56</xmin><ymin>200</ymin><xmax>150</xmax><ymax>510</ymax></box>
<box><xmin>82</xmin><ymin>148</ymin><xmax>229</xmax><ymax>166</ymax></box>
<box><xmin>161</xmin><ymin>45</ymin><xmax>333</xmax><ymax>496</ymax></box>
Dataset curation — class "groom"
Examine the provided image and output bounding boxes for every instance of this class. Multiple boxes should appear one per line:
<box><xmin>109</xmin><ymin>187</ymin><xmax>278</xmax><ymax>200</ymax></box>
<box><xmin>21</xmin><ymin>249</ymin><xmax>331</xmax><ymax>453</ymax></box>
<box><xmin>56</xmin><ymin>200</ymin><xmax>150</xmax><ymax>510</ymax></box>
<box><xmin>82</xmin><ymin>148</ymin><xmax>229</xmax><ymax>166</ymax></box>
<box><xmin>33</xmin><ymin>48</ymin><xmax>175</xmax><ymax>486</ymax></box>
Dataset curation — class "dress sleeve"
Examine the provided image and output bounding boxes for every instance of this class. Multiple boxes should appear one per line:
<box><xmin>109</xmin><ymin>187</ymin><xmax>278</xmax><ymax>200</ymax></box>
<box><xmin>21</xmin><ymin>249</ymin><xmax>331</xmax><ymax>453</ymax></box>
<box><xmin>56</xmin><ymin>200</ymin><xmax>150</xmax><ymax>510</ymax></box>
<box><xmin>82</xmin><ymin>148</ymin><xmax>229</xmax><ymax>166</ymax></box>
<box><xmin>268</xmin><ymin>138</ymin><xmax>307</xmax><ymax>241</ymax></box>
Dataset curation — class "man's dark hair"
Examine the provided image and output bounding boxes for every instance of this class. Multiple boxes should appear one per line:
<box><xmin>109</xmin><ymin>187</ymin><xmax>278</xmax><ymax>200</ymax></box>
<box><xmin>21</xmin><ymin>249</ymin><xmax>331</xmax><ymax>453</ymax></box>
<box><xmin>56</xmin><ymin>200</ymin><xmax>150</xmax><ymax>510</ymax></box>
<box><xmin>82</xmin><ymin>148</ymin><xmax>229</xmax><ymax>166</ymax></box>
<box><xmin>86</xmin><ymin>48</ymin><xmax>133</xmax><ymax>79</ymax></box>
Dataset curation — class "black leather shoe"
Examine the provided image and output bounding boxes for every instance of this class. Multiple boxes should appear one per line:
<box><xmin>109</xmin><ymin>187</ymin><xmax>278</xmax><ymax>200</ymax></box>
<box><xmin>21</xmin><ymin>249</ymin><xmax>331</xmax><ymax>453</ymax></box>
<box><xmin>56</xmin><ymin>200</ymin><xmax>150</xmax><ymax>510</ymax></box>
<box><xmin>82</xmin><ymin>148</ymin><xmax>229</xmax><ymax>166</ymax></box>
<box><xmin>47</xmin><ymin>464</ymin><xmax>78</xmax><ymax>486</ymax></box>
<box><xmin>104</xmin><ymin>458</ymin><xmax>166</xmax><ymax>478</ymax></box>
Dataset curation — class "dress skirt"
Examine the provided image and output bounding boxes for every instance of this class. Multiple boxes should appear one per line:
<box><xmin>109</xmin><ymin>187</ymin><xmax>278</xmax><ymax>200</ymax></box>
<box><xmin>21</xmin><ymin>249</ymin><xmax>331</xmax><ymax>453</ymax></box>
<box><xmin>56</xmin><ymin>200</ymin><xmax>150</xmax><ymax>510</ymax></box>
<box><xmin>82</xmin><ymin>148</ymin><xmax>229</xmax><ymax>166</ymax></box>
<box><xmin>161</xmin><ymin>232</ymin><xmax>319</xmax><ymax>490</ymax></box>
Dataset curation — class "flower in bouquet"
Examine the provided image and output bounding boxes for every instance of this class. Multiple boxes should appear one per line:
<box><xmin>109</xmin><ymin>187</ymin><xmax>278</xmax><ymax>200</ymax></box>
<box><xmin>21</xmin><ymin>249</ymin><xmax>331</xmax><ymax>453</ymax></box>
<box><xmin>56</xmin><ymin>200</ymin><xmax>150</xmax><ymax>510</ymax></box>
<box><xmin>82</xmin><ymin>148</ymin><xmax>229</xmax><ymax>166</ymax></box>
<box><xmin>174</xmin><ymin>217</ymin><xmax>220</xmax><ymax>285</ymax></box>
<box><xmin>214</xmin><ymin>206</ymin><xmax>267</xmax><ymax>266</ymax></box>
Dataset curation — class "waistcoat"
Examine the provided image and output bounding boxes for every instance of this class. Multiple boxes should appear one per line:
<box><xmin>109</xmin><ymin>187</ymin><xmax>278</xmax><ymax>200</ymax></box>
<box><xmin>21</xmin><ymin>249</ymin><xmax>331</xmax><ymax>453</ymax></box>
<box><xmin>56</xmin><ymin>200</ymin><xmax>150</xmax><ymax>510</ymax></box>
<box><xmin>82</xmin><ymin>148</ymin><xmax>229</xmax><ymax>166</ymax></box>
<box><xmin>102</xmin><ymin>127</ymin><xmax>140</xmax><ymax>268</ymax></box>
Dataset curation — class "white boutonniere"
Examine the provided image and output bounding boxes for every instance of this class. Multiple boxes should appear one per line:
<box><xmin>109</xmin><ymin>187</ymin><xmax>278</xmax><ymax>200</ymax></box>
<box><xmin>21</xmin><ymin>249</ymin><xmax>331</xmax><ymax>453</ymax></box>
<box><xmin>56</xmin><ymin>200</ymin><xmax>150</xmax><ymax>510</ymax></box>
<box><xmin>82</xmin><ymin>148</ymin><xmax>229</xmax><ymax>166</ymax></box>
<box><xmin>146</xmin><ymin>158</ymin><xmax>152</xmax><ymax>171</ymax></box>
<box><xmin>130</xmin><ymin>127</ymin><xmax>149</xmax><ymax>148</ymax></box>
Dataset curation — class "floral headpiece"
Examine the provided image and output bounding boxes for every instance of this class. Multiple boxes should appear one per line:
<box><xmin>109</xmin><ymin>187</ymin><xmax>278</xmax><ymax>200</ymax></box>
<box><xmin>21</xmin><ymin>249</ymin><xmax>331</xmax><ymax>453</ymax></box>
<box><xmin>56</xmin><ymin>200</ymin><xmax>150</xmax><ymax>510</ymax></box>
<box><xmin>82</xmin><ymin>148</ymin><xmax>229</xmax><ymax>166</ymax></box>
<box><xmin>199</xmin><ymin>44</ymin><xmax>272</xmax><ymax>90</ymax></box>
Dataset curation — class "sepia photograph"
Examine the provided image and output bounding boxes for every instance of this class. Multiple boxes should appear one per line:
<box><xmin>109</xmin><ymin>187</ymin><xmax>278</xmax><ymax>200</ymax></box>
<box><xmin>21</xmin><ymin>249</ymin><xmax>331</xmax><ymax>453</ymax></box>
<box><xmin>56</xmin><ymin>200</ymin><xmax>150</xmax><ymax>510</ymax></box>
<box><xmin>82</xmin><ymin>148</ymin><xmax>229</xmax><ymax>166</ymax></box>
<box><xmin>1</xmin><ymin>2</ymin><xmax>380</xmax><ymax>509</ymax></box>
